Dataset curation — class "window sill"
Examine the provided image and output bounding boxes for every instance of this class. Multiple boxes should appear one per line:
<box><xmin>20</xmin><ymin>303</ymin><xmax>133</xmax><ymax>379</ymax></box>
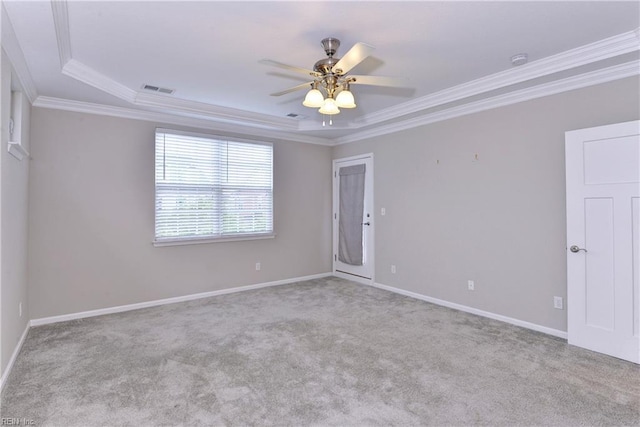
<box><xmin>153</xmin><ymin>233</ymin><xmax>276</xmax><ymax>247</ymax></box>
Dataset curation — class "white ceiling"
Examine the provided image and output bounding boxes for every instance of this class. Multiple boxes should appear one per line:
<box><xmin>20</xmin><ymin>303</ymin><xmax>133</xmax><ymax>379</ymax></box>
<box><xmin>2</xmin><ymin>1</ymin><xmax>639</xmax><ymax>144</ymax></box>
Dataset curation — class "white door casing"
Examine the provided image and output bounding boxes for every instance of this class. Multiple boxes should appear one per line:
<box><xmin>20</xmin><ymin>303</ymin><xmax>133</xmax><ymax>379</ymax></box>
<box><xmin>333</xmin><ymin>154</ymin><xmax>374</xmax><ymax>284</ymax></box>
<box><xmin>565</xmin><ymin>120</ymin><xmax>640</xmax><ymax>363</ymax></box>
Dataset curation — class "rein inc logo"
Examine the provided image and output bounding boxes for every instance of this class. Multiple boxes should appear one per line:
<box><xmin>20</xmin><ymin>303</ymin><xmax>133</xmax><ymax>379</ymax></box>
<box><xmin>1</xmin><ymin>419</ymin><xmax>35</xmax><ymax>426</ymax></box>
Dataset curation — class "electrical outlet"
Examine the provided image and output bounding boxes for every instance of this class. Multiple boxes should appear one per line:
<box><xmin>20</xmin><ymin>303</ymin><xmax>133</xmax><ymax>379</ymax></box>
<box><xmin>381</xmin><ymin>208</ymin><xmax>386</xmax><ymax>216</ymax></box>
<box><xmin>391</xmin><ymin>265</ymin><xmax>396</xmax><ymax>274</ymax></box>
<box><xmin>19</xmin><ymin>302</ymin><xmax>22</xmax><ymax>317</ymax></box>
<box><xmin>255</xmin><ymin>262</ymin><xmax>261</xmax><ymax>271</ymax></box>
<box><xmin>468</xmin><ymin>280</ymin><xmax>475</xmax><ymax>291</ymax></box>
<box><xmin>554</xmin><ymin>296</ymin><xmax>563</xmax><ymax>309</ymax></box>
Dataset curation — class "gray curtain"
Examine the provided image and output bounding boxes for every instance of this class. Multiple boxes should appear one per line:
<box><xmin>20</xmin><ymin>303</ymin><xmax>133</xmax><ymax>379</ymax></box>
<box><xmin>338</xmin><ymin>164</ymin><xmax>366</xmax><ymax>265</ymax></box>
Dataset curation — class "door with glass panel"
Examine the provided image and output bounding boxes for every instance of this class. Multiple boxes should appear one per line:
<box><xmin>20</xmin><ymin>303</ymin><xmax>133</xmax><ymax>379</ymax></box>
<box><xmin>333</xmin><ymin>154</ymin><xmax>374</xmax><ymax>284</ymax></box>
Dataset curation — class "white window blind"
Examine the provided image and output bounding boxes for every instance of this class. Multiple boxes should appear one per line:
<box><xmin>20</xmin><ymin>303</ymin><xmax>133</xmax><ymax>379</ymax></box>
<box><xmin>154</xmin><ymin>129</ymin><xmax>273</xmax><ymax>244</ymax></box>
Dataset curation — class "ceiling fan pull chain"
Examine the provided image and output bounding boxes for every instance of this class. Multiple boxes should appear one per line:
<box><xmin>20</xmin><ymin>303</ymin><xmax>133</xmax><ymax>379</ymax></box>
<box><xmin>321</xmin><ymin>114</ymin><xmax>334</xmax><ymax>127</ymax></box>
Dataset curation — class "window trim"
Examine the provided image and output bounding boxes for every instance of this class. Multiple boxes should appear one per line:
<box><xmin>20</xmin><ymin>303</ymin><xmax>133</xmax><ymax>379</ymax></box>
<box><xmin>152</xmin><ymin>233</ymin><xmax>276</xmax><ymax>247</ymax></box>
<box><xmin>153</xmin><ymin>128</ymin><xmax>274</xmax><ymax>246</ymax></box>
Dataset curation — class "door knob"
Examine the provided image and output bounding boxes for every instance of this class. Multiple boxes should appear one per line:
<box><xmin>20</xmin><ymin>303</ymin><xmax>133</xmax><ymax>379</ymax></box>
<box><xmin>569</xmin><ymin>245</ymin><xmax>587</xmax><ymax>253</ymax></box>
<box><xmin>362</xmin><ymin>222</ymin><xmax>371</xmax><ymax>226</ymax></box>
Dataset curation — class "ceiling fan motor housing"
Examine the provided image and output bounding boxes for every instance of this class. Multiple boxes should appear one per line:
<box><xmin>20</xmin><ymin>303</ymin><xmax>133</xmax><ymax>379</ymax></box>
<box><xmin>315</xmin><ymin>38</ymin><xmax>342</xmax><ymax>75</ymax></box>
<box><xmin>314</xmin><ymin>57</ymin><xmax>340</xmax><ymax>74</ymax></box>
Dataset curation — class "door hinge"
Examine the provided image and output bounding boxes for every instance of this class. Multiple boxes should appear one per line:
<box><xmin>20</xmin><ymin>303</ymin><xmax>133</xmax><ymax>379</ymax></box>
<box><xmin>334</xmin><ymin>171</ymin><xmax>337</xmax><ymax>178</ymax></box>
<box><xmin>334</xmin><ymin>254</ymin><xmax>337</xmax><ymax>261</ymax></box>
<box><xmin>334</xmin><ymin>213</ymin><xmax>337</xmax><ymax>219</ymax></box>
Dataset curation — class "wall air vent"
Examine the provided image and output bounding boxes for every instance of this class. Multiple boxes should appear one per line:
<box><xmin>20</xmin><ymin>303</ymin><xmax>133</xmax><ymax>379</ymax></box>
<box><xmin>142</xmin><ymin>84</ymin><xmax>175</xmax><ymax>95</ymax></box>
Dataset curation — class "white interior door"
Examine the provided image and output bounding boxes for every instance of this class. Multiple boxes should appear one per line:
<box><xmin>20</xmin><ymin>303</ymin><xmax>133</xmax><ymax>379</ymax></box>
<box><xmin>333</xmin><ymin>154</ymin><xmax>374</xmax><ymax>284</ymax></box>
<box><xmin>565</xmin><ymin>120</ymin><xmax>640</xmax><ymax>363</ymax></box>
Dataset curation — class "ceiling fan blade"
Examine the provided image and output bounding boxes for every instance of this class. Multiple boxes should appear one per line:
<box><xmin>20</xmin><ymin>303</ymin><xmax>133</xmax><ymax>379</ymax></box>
<box><xmin>259</xmin><ymin>59</ymin><xmax>319</xmax><ymax>77</ymax></box>
<box><xmin>270</xmin><ymin>82</ymin><xmax>314</xmax><ymax>97</ymax></box>
<box><xmin>348</xmin><ymin>75</ymin><xmax>407</xmax><ymax>88</ymax></box>
<box><xmin>331</xmin><ymin>42</ymin><xmax>375</xmax><ymax>74</ymax></box>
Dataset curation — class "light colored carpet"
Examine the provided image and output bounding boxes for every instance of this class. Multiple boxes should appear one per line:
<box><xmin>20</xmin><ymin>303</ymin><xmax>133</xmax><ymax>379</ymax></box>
<box><xmin>1</xmin><ymin>277</ymin><xmax>639</xmax><ymax>426</ymax></box>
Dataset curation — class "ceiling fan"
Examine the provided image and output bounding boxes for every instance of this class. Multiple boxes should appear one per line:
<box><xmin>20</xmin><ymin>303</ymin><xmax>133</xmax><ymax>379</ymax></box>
<box><xmin>260</xmin><ymin>37</ymin><xmax>404</xmax><ymax>116</ymax></box>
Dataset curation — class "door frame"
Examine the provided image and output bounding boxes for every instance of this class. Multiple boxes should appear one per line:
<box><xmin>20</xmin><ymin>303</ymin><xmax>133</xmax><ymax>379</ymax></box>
<box><xmin>333</xmin><ymin>153</ymin><xmax>374</xmax><ymax>285</ymax></box>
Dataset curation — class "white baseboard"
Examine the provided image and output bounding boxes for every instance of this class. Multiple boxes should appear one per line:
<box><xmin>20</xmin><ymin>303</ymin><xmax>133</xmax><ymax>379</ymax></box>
<box><xmin>371</xmin><ymin>281</ymin><xmax>568</xmax><ymax>339</ymax></box>
<box><xmin>0</xmin><ymin>322</ymin><xmax>30</xmax><ymax>393</ymax></box>
<box><xmin>333</xmin><ymin>270</ymin><xmax>373</xmax><ymax>286</ymax></box>
<box><xmin>31</xmin><ymin>272</ymin><xmax>332</xmax><ymax>327</ymax></box>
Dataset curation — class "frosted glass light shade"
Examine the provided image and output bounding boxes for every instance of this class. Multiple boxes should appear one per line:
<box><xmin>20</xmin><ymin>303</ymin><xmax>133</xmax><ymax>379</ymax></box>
<box><xmin>319</xmin><ymin>97</ymin><xmax>340</xmax><ymax>115</ymax></box>
<box><xmin>335</xmin><ymin>89</ymin><xmax>356</xmax><ymax>108</ymax></box>
<box><xmin>302</xmin><ymin>89</ymin><xmax>324</xmax><ymax>108</ymax></box>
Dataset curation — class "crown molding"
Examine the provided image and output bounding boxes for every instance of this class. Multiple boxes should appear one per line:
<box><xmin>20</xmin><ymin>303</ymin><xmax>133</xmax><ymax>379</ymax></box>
<box><xmin>335</xmin><ymin>60</ymin><xmax>640</xmax><ymax>145</ymax></box>
<box><xmin>51</xmin><ymin>0</ymin><xmax>72</xmax><ymax>68</ymax></box>
<box><xmin>32</xmin><ymin>96</ymin><xmax>334</xmax><ymax>146</ymax></box>
<box><xmin>32</xmin><ymin>58</ymin><xmax>639</xmax><ymax>148</ymax></box>
<box><xmin>34</xmin><ymin>60</ymin><xmax>637</xmax><ymax>148</ymax></box>
<box><xmin>356</xmin><ymin>28</ymin><xmax>640</xmax><ymax>127</ymax></box>
<box><xmin>134</xmin><ymin>92</ymin><xmax>299</xmax><ymax>130</ymax></box>
<box><xmin>1</xmin><ymin>4</ymin><xmax>38</xmax><ymax>103</ymax></box>
<box><xmin>61</xmin><ymin>59</ymin><xmax>304</xmax><ymax>130</ymax></box>
<box><xmin>62</xmin><ymin>59</ymin><xmax>137</xmax><ymax>102</ymax></box>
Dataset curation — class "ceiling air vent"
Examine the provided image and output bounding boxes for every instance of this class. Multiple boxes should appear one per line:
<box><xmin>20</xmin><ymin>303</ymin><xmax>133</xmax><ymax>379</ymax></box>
<box><xmin>142</xmin><ymin>84</ymin><xmax>175</xmax><ymax>95</ymax></box>
<box><xmin>286</xmin><ymin>113</ymin><xmax>308</xmax><ymax>120</ymax></box>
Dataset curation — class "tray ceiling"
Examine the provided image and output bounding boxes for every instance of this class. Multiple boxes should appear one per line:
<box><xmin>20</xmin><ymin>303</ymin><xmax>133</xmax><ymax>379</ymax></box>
<box><xmin>2</xmin><ymin>1</ymin><xmax>639</xmax><ymax>145</ymax></box>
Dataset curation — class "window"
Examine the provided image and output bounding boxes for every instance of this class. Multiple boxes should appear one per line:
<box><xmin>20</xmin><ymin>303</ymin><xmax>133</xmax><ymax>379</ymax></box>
<box><xmin>154</xmin><ymin>129</ymin><xmax>273</xmax><ymax>245</ymax></box>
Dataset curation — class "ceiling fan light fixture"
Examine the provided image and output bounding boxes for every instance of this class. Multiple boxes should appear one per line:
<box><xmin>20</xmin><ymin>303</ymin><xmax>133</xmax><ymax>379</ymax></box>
<box><xmin>265</xmin><ymin>37</ymin><xmax>400</xmax><ymax>118</ymax></box>
<box><xmin>302</xmin><ymin>88</ymin><xmax>324</xmax><ymax>108</ymax></box>
<box><xmin>335</xmin><ymin>87</ymin><xmax>356</xmax><ymax>108</ymax></box>
<box><xmin>319</xmin><ymin>97</ymin><xmax>340</xmax><ymax>115</ymax></box>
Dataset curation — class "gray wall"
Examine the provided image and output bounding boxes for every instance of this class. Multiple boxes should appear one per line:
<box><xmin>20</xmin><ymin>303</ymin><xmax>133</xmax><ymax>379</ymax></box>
<box><xmin>1</xmin><ymin>51</ymin><xmax>31</xmax><ymax>375</ymax></box>
<box><xmin>28</xmin><ymin>109</ymin><xmax>332</xmax><ymax>319</ymax></box>
<box><xmin>332</xmin><ymin>77</ymin><xmax>640</xmax><ymax>332</ymax></box>
<box><xmin>21</xmin><ymin>76</ymin><xmax>640</xmax><ymax>332</ymax></box>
